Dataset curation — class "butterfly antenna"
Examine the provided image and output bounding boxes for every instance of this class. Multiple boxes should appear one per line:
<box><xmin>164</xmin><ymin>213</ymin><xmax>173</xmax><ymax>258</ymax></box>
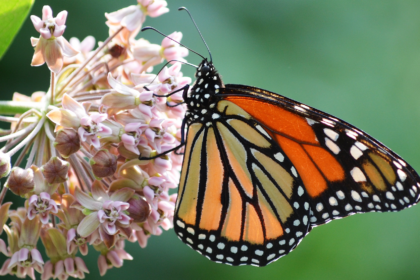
<box><xmin>141</xmin><ymin>26</ymin><xmax>205</xmax><ymax>60</ymax></box>
<box><xmin>178</xmin><ymin>7</ymin><xmax>213</xmax><ymax>63</ymax></box>
<box><xmin>143</xmin><ymin>59</ymin><xmax>198</xmax><ymax>88</ymax></box>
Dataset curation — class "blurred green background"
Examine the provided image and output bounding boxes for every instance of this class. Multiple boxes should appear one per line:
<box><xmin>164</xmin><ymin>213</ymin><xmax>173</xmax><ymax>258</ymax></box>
<box><xmin>1</xmin><ymin>0</ymin><xmax>420</xmax><ymax>279</ymax></box>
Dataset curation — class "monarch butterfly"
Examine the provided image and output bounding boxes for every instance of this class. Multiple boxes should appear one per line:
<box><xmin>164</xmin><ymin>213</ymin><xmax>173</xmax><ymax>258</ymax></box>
<box><xmin>143</xmin><ymin>10</ymin><xmax>420</xmax><ymax>267</ymax></box>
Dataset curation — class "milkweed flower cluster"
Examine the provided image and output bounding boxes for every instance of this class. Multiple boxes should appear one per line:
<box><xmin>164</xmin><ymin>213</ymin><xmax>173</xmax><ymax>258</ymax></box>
<box><xmin>0</xmin><ymin>1</ymin><xmax>190</xmax><ymax>279</ymax></box>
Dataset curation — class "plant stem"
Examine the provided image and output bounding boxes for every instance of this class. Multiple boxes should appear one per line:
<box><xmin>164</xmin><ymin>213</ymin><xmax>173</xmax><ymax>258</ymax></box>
<box><xmin>0</xmin><ymin>101</ymin><xmax>43</xmax><ymax>115</ymax></box>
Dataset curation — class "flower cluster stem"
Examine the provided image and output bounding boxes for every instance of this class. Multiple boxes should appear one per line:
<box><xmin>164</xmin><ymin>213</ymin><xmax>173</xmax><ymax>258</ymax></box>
<box><xmin>0</xmin><ymin>101</ymin><xmax>43</xmax><ymax>115</ymax></box>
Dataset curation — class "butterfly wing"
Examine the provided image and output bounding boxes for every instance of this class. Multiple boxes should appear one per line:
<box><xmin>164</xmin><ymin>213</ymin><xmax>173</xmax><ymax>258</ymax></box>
<box><xmin>174</xmin><ymin>100</ymin><xmax>312</xmax><ymax>266</ymax></box>
<box><xmin>222</xmin><ymin>84</ymin><xmax>420</xmax><ymax>226</ymax></box>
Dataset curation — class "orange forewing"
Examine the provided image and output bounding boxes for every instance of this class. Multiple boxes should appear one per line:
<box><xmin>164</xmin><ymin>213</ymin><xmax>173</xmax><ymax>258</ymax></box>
<box><xmin>225</xmin><ymin>96</ymin><xmax>345</xmax><ymax>198</ymax></box>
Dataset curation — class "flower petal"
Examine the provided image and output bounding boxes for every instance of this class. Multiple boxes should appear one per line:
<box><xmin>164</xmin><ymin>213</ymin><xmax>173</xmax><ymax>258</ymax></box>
<box><xmin>91</xmin><ymin>181</ymin><xmax>109</xmax><ymax>201</ymax></box>
<box><xmin>62</xmin><ymin>94</ymin><xmax>87</xmax><ymax>118</ymax></box>
<box><xmin>74</xmin><ymin>188</ymin><xmax>102</xmax><ymax>210</ymax></box>
<box><xmin>77</xmin><ymin>212</ymin><xmax>100</xmax><ymax>237</ymax></box>
<box><xmin>30</xmin><ymin>249</ymin><xmax>44</xmax><ymax>264</ymax></box>
<box><xmin>46</xmin><ymin>109</ymin><xmax>80</xmax><ymax>128</ymax></box>
<box><xmin>110</xmin><ymin>188</ymin><xmax>135</xmax><ymax>202</ymax></box>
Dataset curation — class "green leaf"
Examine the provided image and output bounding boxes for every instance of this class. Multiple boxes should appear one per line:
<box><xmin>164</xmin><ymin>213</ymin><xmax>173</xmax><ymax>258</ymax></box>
<box><xmin>0</xmin><ymin>0</ymin><xmax>35</xmax><ymax>60</ymax></box>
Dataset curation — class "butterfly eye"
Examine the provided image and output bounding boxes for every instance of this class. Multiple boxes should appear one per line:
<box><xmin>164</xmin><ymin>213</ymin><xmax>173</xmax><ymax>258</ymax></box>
<box><xmin>201</xmin><ymin>65</ymin><xmax>210</xmax><ymax>74</ymax></box>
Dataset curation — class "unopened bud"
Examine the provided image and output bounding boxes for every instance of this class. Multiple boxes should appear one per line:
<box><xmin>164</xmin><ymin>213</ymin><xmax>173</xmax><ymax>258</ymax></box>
<box><xmin>41</xmin><ymin>157</ymin><xmax>69</xmax><ymax>184</ymax></box>
<box><xmin>90</xmin><ymin>150</ymin><xmax>117</xmax><ymax>178</ymax></box>
<box><xmin>54</xmin><ymin>129</ymin><xmax>80</xmax><ymax>157</ymax></box>
<box><xmin>0</xmin><ymin>152</ymin><xmax>11</xmax><ymax>178</ymax></box>
<box><xmin>127</xmin><ymin>195</ymin><xmax>150</xmax><ymax>223</ymax></box>
<box><xmin>5</xmin><ymin>167</ymin><xmax>34</xmax><ymax>196</ymax></box>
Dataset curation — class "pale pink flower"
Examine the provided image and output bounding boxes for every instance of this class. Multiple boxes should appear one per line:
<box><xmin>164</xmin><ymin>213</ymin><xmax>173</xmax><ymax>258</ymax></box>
<box><xmin>132</xmin><ymin>62</ymin><xmax>191</xmax><ymax>98</ymax></box>
<box><xmin>7</xmin><ymin>248</ymin><xmax>44</xmax><ymax>276</ymax></box>
<box><xmin>106</xmin><ymin>5</ymin><xmax>145</xmax><ymax>33</ymax></box>
<box><xmin>75</xmin><ymin>182</ymin><xmax>134</xmax><ymax>248</ymax></box>
<box><xmin>144</xmin><ymin>119</ymin><xmax>176</xmax><ymax>153</ymax></box>
<box><xmin>131</xmin><ymin>39</ymin><xmax>163</xmax><ymax>72</ymax></box>
<box><xmin>27</xmin><ymin>192</ymin><xmax>58</xmax><ymax>224</ymax></box>
<box><xmin>31</xmin><ymin>5</ymin><xmax>67</xmax><ymax>39</ymax></box>
<box><xmin>134</xmin><ymin>227</ymin><xmax>150</xmax><ymax>248</ymax></box>
<box><xmin>42</xmin><ymin>257</ymin><xmax>89</xmax><ymax>280</ymax></box>
<box><xmin>102</xmin><ymin>73</ymin><xmax>142</xmax><ymax>109</ymax></box>
<box><xmin>47</xmin><ymin>94</ymin><xmax>112</xmax><ymax>148</ymax></box>
<box><xmin>105</xmin><ymin>0</ymin><xmax>168</xmax><ymax>45</ymax></box>
<box><xmin>138</xmin><ymin>0</ymin><xmax>169</xmax><ymax>18</ymax></box>
<box><xmin>121</xmin><ymin>122</ymin><xmax>148</xmax><ymax>155</ymax></box>
<box><xmin>64</xmin><ymin>35</ymin><xmax>96</xmax><ymax>64</ymax></box>
<box><xmin>98</xmin><ymin>247</ymin><xmax>132</xmax><ymax>276</ymax></box>
<box><xmin>30</xmin><ymin>6</ymin><xmax>78</xmax><ymax>73</ymax></box>
<box><xmin>161</xmin><ymin>32</ymin><xmax>189</xmax><ymax>62</ymax></box>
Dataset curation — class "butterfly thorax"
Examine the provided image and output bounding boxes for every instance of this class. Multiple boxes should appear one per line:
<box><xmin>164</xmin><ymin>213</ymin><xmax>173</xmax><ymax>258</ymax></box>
<box><xmin>185</xmin><ymin>60</ymin><xmax>224</xmax><ymax>124</ymax></box>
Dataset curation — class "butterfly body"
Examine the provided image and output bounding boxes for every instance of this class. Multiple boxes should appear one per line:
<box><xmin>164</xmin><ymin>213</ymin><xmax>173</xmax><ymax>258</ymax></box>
<box><xmin>173</xmin><ymin>59</ymin><xmax>420</xmax><ymax>266</ymax></box>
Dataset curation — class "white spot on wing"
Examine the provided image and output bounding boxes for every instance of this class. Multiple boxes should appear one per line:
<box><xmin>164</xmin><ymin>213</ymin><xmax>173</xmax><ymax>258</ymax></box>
<box><xmin>397</xmin><ymin>170</ymin><xmax>407</xmax><ymax>182</ymax></box>
<box><xmin>355</xmin><ymin>141</ymin><xmax>368</xmax><ymax>151</ymax></box>
<box><xmin>255</xmin><ymin>250</ymin><xmax>263</xmax><ymax>256</ymax></box>
<box><xmin>298</xmin><ymin>186</ymin><xmax>304</xmax><ymax>196</ymax></box>
<box><xmin>351</xmin><ymin>190</ymin><xmax>362</xmax><ymax>202</ymax></box>
<box><xmin>324</xmin><ymin>128</ymin><xmax>339</xmax><ymax>141</ymax></box>
<box><xmin>351</xmin><ymin>167</ymin><xmax>366</xmax><ymax>182</ymax></box>
<box><xmin>294</xmin><ymin>105</ymin><xmax>306</xmax><ymax>112</ymax></box>
<box><xmin>176</xmin><ymin>220</ymin><xmax>185</xmax><ymax>228</ymax></box>
<box><xmin>198</xmin><ymin>234</ymin><xmax>206</xmax><ymax>240</ymax></box>
<box><xmin>256</xmin><ymin>125</ymin><xmax>271</xmax><ymax>138</ymax></box>
<box><xmin>336</xmin><ymin>191</ymin><xmax>345</xmax><ymax>199</ymax></box>
<box><xmin>267</xmin><ymin>254</ymin><xmax>276</xmax><ymax>260</ymax></box>
<box><xmin>346</xmin><ymin>129</ymin><xmax>358</xmax><ymax>140</ymax></box>
<box><xmin>350</xmin><ymin>145</ymin><xmax>363</xmax><ymax>160</ymax></box>
<box><xmin>329</xmin><ymin>196</ymin><xmax>338</xmax><ymax>206</ymax></box>
<box><xmin>291</xmin><ymin>167</ymin><xmax>298</xmax><ymax>177</ymax></box>
<box><xmin>321</xmin><ymin>118</ymin><xmax>335</xmax><ymax>127</ymax></box>
<box><xmin>316</xmin><ymin>203</ymin><xmax>324</xmax><ymax>212</ymax></box>
<box><xmin>325</xmin><ymin>138</ymin><xmax>340</xmax><ymax>154</ymax></box>
<box><xmin>306</xmin><ymin>118</ymin><xmax>317</xmax><ymax>125</ymax></box>
<box><xmin>274</xmin><ymin>152</ymin><xmax>284</xmax><ymax>162</ymax></box>
<box><xmin>393</xmin><ymin>161</ymin><xmax>402</xmax><ymax>169</ymax></box>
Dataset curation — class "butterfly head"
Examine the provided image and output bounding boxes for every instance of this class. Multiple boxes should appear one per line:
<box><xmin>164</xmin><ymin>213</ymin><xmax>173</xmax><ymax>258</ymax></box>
<box><xmin>185</xmin><ymin>59</ymin><xmax>225</xmax><ymax>123</ymax></box>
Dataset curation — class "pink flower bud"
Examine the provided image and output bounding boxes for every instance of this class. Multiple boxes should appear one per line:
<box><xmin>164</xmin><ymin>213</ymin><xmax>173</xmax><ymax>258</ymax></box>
<box><xmin>41</xmin><ymin>157</ymin><xmax>69</xmax><ymax>184</ymax></box>
<box><xmin>90</xmin><ymin>150</ymin><xmax>118</xmax><ymax>178</ymax></box>
<box><xmin>0</xmin><ymin>152</ymin><xmax>11</xmax><ymax>178</ymax></box>
<box><xmin>127</xmin><ymin>195</ymin><xmax>150</xmax><ymax>223</ymax></box>
<box><xmin>54</xmin><ymin>128</ymin><xmax>80</xmax><ymax>157</ymax></box>
<box><xmin>5</xmin><ymin>167</ymin><xmax>34</xmax><ymax>196</ymax></box>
